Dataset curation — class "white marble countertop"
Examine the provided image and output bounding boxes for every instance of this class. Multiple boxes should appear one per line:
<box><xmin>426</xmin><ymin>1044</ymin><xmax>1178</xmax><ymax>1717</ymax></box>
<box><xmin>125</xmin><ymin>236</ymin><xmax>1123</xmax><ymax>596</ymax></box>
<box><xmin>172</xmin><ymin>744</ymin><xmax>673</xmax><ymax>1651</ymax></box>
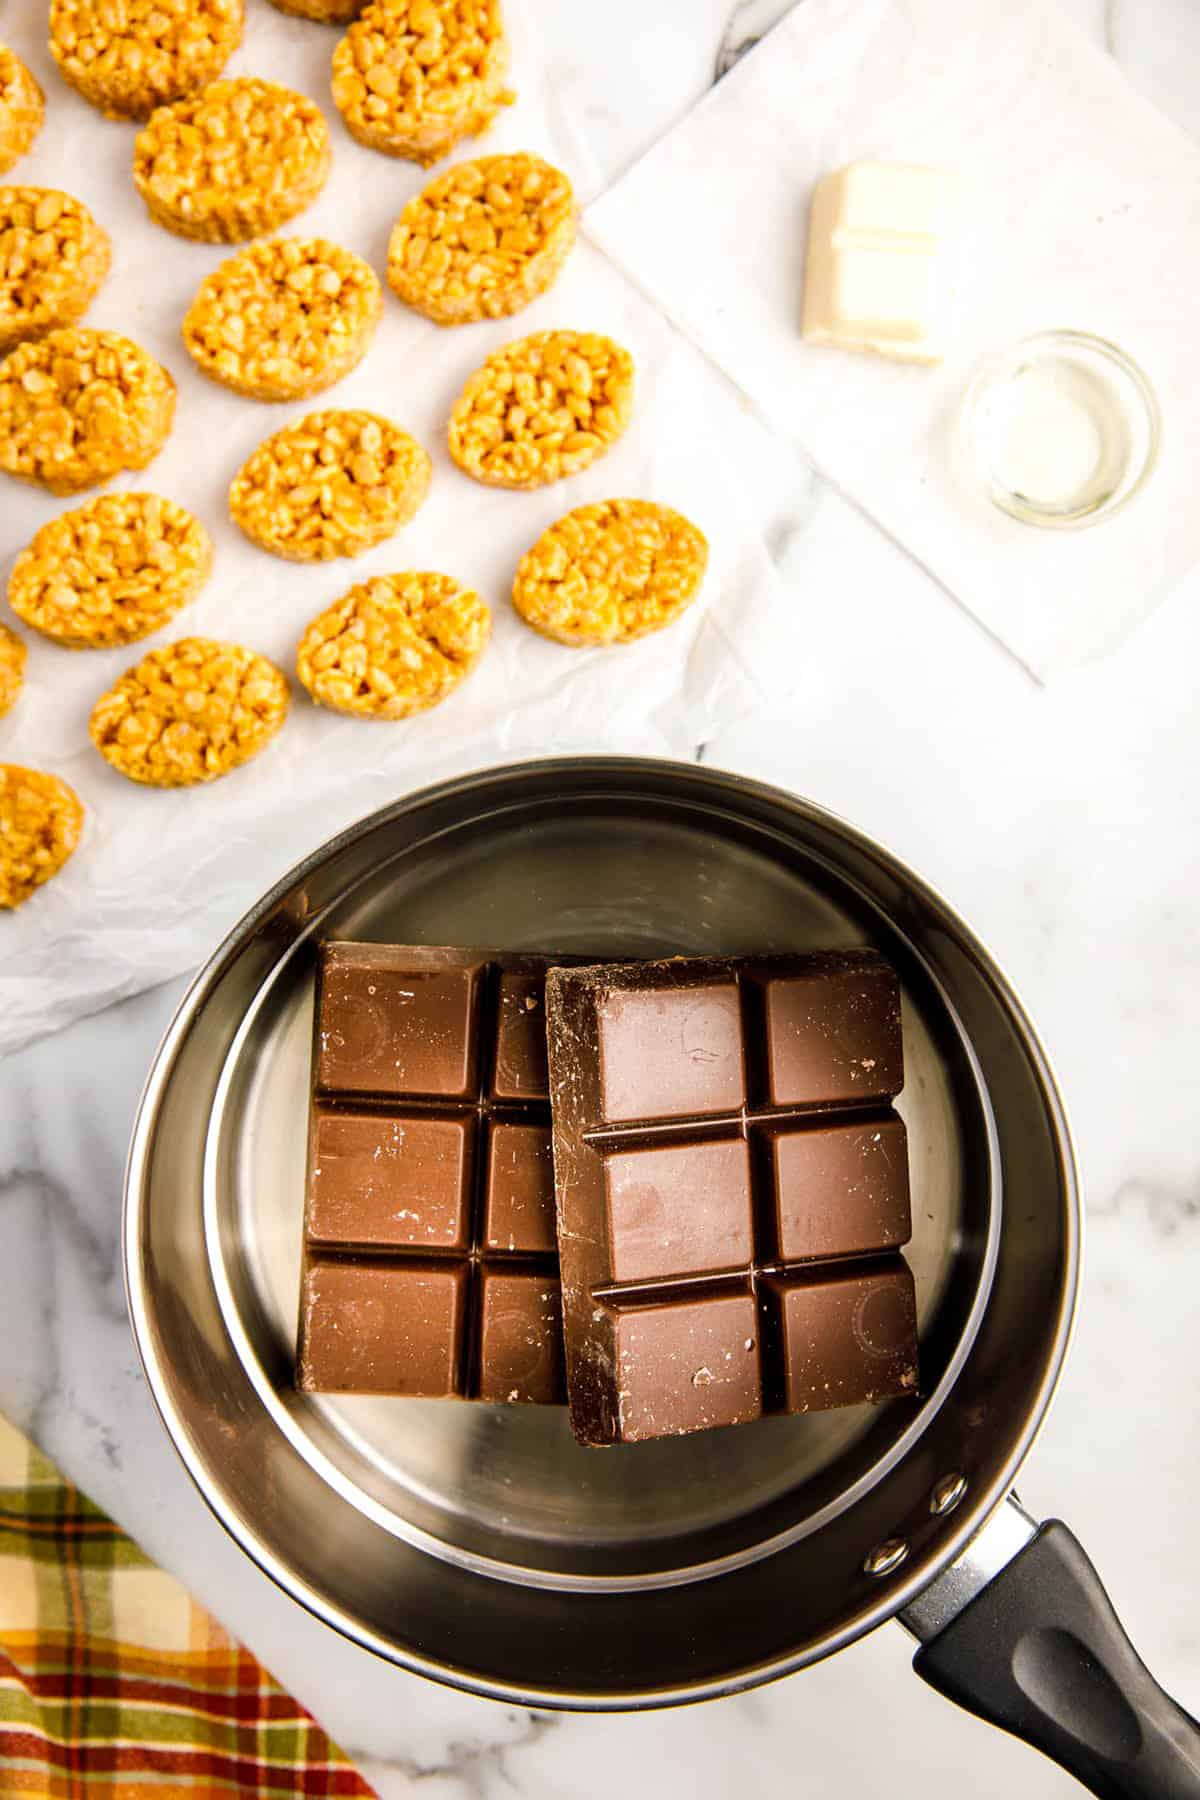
<box><xmin>3</xmin><ymin>3</ymin><xmax>1200</xmax><ymax>1795</ymax></box>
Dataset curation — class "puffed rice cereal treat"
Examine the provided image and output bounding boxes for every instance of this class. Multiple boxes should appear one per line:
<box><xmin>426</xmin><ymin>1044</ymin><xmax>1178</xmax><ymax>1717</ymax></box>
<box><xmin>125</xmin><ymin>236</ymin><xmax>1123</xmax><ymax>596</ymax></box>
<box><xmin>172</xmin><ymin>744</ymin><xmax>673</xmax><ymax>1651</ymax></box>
<box><xmin>134</xmin><ymin>79</ymin><xmax>332</xmax><ymax>243</ymax></box>
<box><xmin>89</xmin><ymin>637</ymin><xmax>289</xmax><ymax>787</ymax></box>
<box><xmin>0</xmin><ymin>623</ymin><xmax>26</xmax><ymax>717</ymax></box>
<box><xmin>9</xmin><ymin>492</ymin><xmax>212</xmax><ymax>649</ymax></box>
<box><xmin>0</xmin><ymin>327</ymin><xmax>175</xmax><ymax>496</ymax></box>
<box><xmin>332</xmin><ymin>0</ymin><xmax>513</xmax><ymax>166</ymax></box>
<box><xmin>230</xmin><ymin>410</ymin><xmax>430</xmax><ymax>562</ymax></box>
<box><xmin>0</xmin><ymin>46</ymin><xmax>44</xmax><ymax>176</ymax></box>
<box><xmin>449</xmin><ymin>330</ymin><xmax>634</xmax><ymax>490</ymax></box>
<box><xmin>387</xmin><ymin>152</ymin><xmax>573</xmax><ymax>327</ymax></box>
<box><xmin>0</xmin><ymin>764</ymin><xmax>84</xmax><ymax>908</ymax></box>
<box><xmin>269</xmin><ymin>0</ymin><xmax>362</xmax><ymax>19</ymax></box>
<box><xmin>512</xmin><ymin>499</ymin><xmax>709</xmax><ymax>648</ymax></box>
<box><xmin>183</xmin><ymin>237</ymin><xmax>382</xmax><ymax>402</ymax></box>
<box><xmin>49</xmin><ymin>0</ymin><xmax>243</xmax><ymax>122</ymax></box>
<box><xmin>0</xmin><ymin>188</ymin><xmax>112</xmax><ymax>356</ymax></box>
<box><xmin>297</xmin><ymin>571</ymin><xmax>488</xmax><ymax>718</ymax></box>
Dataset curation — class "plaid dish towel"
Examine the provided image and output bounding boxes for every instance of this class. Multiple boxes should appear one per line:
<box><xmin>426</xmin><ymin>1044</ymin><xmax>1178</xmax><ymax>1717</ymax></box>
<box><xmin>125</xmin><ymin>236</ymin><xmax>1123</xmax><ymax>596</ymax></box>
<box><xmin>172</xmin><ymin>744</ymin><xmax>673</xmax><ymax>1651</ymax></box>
<box><xmin>0</xmin><ymin>1415</ymin><xmax>377</xmax><ymax>1798</ymax></box>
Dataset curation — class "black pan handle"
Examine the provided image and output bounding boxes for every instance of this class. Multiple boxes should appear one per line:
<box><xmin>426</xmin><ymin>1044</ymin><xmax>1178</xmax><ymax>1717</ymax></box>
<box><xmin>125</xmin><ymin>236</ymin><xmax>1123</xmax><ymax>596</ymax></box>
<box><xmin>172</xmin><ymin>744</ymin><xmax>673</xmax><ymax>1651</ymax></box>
<box><xmin>908</xmin><ymin>1514</ymin><xmax>1200</xmax><ymax>1798</ymax></box>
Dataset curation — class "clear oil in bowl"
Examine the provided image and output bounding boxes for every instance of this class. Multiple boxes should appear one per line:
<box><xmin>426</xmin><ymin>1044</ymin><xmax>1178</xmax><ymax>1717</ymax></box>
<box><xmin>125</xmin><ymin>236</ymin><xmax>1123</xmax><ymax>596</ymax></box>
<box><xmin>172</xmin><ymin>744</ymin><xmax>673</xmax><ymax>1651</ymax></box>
<box><xmin>960</xmin><ymin>330</ymin><xmax>1160</xmax><ymax>529</ymax></box>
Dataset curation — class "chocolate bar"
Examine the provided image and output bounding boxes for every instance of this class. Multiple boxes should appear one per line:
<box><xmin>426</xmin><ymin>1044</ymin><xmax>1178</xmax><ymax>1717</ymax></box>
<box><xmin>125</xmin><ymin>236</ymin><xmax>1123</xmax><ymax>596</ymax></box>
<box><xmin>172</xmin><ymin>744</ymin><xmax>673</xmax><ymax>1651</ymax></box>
<box><xmin>297</xmin><ymin>943</ymin><xmax>565</xmax><ymax>1403</ymax></box>
<box><xmin>545</xmin><ymin>951</ymin><xmax>918</xmax><ymax>1445</ymax></box>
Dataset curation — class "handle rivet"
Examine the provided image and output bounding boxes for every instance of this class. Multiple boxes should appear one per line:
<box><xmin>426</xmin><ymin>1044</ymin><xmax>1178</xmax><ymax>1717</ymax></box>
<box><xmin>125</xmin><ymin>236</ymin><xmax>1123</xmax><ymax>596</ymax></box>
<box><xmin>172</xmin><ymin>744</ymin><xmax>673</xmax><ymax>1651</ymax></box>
<box><xmin>863</xmin><ymin>1537</ymin><xmax>909</xmax><ymax>1577</ymax></box>
<box><xmin>930</xmin><ymin>1473</ymin><xmax>968</xmax><ymax>1517</ymax></box>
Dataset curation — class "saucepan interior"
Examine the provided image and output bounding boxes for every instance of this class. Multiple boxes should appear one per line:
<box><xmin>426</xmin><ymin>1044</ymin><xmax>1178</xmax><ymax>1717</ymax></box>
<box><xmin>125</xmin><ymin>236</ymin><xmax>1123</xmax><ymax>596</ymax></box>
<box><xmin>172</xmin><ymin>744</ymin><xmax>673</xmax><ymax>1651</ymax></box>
<box><xmin>126</xmin><ymin>760</ymin><xmax>1076</xmax><ymax>1702</ymax></box>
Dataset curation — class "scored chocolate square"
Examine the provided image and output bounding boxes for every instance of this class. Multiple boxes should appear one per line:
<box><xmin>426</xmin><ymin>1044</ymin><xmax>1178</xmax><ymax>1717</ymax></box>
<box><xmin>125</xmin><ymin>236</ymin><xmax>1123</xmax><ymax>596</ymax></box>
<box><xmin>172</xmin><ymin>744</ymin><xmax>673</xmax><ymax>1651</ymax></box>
<box><xmin>297</xmin><ymin>943</ymin><xmax>566</xmax><ymax>1404</ymax></box>
<box><xmin>546</xmin><ymin>951</ymin><xmax>918</xmax><ymax>1446</ymax></box>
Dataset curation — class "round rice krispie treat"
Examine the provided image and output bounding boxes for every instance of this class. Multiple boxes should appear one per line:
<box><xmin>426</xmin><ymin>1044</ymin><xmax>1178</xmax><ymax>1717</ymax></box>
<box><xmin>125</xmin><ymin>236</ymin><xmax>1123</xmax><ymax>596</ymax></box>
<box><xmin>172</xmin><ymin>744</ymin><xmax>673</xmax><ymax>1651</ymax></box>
<box><xmin>89</xmin><ymin>637</ymin><xmax>289</xmax><ymax>787</ymax></box>
<box><xmin>332</xmin><ymin>0</ymin><xmax>513</xmax><ymax>166</ymax></box>
<box><xmin>0</xmin><ymin>188</ymin><xmax>112</xmax><ymax>356</ymax></box>
<box><xmin>0</xmin><ymin>46</ymin><xmax>45</xmax><ymax>176</ymax></box>
<box><xmin>449</xmin><ymin>330</ymin><xmax>634</xmax><ymax>490</ymax></box>
<box><xmin>0</xmin><ymin>327</ymin><xmax>176</xmax><ymax>496</ymax></box>
<box><xmin>182</xmin><ymin>237</ymin><xmax>382</xmax><ymax>402</ymax></box>
<box><xmin>0</xmin><ymin>764</ymin><xmax>84</xmax><ymax>908</ymax></box>
<box><xmin>230</xmin><ymin>409</ymin><xmax>430</xmax><ymax>562</ymax></box>
<box><xmin>9</xmin><ymin>492</ymin><xmax>212</xmax><ymax>649</ymax></box>
<box><xmin>512</xmin><ymin>499</ymin><xmax>709</xmax><ymax>648</ymax></box>
<box><xmin>269</xmin><ymin>0</ymin><xmax>362</xmax><ymax>19</ymax></box>
<box><xmin>49</xmin><ymin>0</ymin><xmax>243</xmax><ymax>122</ymax></box>
<box><xmin>388</xmin><ymin>152</ymin><xmax>574</xmax><ymax>326</ymax></box>
<box><xmin>133</xmin><ymin>79</ymin><xmax>332</xmax><ymax>243</ymax></box>
<box><xmin>0</xmin><ymin>622</ymin><xmax>26</xmax><ymax>716</ymax></box>
<box><xmin>297</xmin><ymin>571</ymin><xmax>489</xmax><ymax>718</ymax></box>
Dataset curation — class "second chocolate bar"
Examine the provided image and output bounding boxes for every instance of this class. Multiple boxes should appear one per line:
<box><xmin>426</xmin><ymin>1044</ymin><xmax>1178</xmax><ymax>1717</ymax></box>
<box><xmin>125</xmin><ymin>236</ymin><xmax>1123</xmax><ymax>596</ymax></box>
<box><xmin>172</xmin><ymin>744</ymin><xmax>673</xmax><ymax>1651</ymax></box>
<box><xmin>546</xmin><ymin>951</ymin><xmax>919</xmax><ymax>1446</ymax></box>
<box><xmin>297</xmin><ymin>943</ymin><xmax>566</xmax><ymax>1404</ymax></box>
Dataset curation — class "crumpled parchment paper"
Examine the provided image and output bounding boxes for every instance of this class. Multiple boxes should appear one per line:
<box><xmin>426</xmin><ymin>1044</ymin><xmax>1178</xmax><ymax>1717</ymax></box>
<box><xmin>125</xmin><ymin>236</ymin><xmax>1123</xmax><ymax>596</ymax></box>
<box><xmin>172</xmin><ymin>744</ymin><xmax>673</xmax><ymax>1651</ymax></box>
<box><xmin>0</xmin><ymin>1</ymin><xmax>796</xmax><ymax>1054</ymax></box>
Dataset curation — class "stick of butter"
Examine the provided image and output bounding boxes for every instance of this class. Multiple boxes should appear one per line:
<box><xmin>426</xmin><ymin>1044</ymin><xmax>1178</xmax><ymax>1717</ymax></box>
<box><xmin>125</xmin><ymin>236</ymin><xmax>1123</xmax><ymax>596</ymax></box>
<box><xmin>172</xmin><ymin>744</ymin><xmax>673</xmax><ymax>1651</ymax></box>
<box><xmin>802</xmin><ymin>162</ymin><xmax>956</xmax><ymax>364</ymax></box>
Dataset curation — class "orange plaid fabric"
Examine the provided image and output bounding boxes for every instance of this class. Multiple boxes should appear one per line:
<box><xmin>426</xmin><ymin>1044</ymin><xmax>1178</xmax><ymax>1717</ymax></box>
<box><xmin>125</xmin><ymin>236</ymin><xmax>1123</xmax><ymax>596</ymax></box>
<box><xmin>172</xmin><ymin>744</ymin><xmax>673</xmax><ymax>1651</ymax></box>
<box><xmin>0</xmin><ymin>1416</ymin><xmax>378</xmax><ymax>1797</ymax></box>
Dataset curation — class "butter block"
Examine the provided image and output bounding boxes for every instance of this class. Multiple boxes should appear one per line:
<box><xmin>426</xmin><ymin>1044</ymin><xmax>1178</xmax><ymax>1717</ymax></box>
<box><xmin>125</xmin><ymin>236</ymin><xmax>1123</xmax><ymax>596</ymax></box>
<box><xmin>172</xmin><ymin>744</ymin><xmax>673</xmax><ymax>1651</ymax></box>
<box><xmin>802</xmin><ymin>162</ymin><xmax>956</xmax><ymax>364</ymax></box>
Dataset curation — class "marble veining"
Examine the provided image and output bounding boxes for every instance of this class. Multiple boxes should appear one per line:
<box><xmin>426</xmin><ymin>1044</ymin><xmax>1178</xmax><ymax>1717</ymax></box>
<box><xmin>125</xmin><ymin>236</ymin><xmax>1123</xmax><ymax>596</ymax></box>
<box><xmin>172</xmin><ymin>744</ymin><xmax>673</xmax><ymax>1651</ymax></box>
<box><xmin>2</xmin><ymin>3</ymin><xmax>1199</xmax><ymax>1796</ymax></box>
<box><xmin>1091</xmin><ymin>1174</ymin><xmax>1200</xmax><ymax>1234</ymax></box>
<box><xmin>714</xmin><ymin>0</ymin><xmax>796</xmax><ymax>78</ymax></box>
<box><xmin>357</xmin><ymin>1712</ymin><xmax>561</xmax><ymax>1796</ymax></box>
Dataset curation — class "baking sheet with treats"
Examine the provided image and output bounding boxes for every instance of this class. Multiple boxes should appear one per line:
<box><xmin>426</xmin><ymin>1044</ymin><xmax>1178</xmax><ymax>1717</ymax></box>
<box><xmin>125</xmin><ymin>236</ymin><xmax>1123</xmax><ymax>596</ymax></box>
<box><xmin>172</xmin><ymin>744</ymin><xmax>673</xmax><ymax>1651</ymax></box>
<box><xmin>0</xmin><ymin>3</ymin><xmax>793</xmax><ymax>1055</ymax></box>
<box><xmin>588</xmin><ymin>0</ymin><xmax>1200</xmax><ymax>680</ymax></box>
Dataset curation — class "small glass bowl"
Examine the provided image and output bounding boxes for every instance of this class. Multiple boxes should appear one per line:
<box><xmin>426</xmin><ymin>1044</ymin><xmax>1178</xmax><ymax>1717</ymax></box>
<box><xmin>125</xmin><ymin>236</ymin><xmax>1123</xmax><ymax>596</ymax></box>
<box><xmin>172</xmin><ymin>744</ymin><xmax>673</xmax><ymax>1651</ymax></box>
<box><xmin>959</xmin><ymin>329</ymin><xmax>1160</xmax><ymax>529</ymax></box>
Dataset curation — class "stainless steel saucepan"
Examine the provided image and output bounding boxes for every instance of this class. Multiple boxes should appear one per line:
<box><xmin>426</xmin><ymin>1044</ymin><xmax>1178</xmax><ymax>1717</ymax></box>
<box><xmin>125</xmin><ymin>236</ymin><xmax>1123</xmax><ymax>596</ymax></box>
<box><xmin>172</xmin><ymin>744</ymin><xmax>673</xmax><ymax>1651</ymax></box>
<box><xmin>124</xmin><ymin>757</ymin><xmax>1200</xmax><ymax>1796</ymax></box>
